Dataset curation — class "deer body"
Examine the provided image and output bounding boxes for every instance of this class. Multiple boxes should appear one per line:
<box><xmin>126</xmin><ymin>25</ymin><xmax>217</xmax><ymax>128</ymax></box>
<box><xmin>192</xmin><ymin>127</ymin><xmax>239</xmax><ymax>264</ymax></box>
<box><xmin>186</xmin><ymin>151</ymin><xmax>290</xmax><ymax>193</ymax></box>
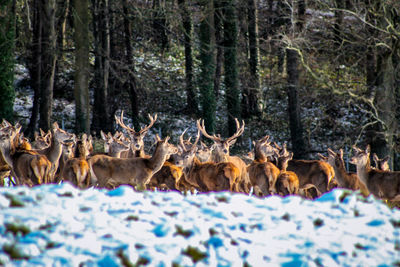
<box><xmin>61</xmin><ymin>136</ymin><xmax>92</xmax><ymax>189</ymax></box>
<box><xmin>33</xmin><ymin>123</ymin><xmax>74</xmax><ymax>183</ymax></box>
<box><xmin>89</xmin><ymin>137</ymin><xmax>177</xmax><ymax>189</ymax></box>
<box><xmin>0</xmin><ymin>127</ymin><xmax>51</xmax><ymax>186</ymax></box>
<box><xmin>287</xmin><ymin>160</ymin><xmax>332</xmax><ymax>194</ymax></box>
<box><xmin>323</xmin><ymin>149</ymin><xmax>368</xmax><ymax>195</ymax></box>
<box><xmin>351</xmin><ymin>146</ymin><xmax>400</xmax><ymax>201</ymax></box>
<box><xmin>247</xmin><ymin>135</ymin><xmax>280</xmax><ymax>196</ymax></box>
<box><xmin>275</xmin><ymin>150</ymin><xmax>299</xmax><ymax>196</ymax></box>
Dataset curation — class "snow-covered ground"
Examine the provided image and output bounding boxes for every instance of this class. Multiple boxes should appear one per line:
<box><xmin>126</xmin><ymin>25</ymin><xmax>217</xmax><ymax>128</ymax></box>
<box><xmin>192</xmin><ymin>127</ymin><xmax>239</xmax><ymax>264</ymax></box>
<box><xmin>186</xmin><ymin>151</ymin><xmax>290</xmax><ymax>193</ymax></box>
<box><xmin>0</xmin><ymin>184</ymin><xmax>399</xmax><ymax>266</ymax></box>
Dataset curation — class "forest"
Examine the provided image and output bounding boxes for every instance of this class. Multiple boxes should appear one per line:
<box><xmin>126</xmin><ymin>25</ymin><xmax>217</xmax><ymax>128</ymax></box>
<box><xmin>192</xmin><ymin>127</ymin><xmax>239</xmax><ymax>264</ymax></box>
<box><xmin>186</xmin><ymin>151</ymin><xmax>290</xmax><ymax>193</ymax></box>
<box><xmin>0</xmin><ymin>0</ymin><xmax>399</xmax><ymax>169</ymax></box>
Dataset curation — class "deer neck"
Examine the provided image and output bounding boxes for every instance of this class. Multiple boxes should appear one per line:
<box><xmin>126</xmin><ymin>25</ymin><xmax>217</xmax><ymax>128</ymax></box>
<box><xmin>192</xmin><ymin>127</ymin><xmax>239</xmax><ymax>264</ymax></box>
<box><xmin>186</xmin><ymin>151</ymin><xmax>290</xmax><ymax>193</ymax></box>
<box><xmin>42</xmin><ymin>135</ymin><xmax>63</xmax><ymax>164</ymax></box>
<box><xmin>254</xmin><ymin>146</ymin><xmax>267</xmax><ymax>163</ymax></box>
<box><xmin>0</xmin><ymin>141</ymin><xmax>14</xmax><ymax>168</ymax></box>
<box><xmin>212</xmin><ymin>151</ymin><xmax>229</xmax><ymax>163</ymax></box>
<box><xmin>334</xmin><ymin>161</ymin><xmax>352</xmax><ymax>187</ymax></box>
<box><xmin>147</xmin><ymin>144</ymin><xmax>169</xmax><ymax>173</ymax></box>
<box><xmin>355</xmin><ymin>158</ymin><xmax>371</xmax><ymax>186</ymax></box>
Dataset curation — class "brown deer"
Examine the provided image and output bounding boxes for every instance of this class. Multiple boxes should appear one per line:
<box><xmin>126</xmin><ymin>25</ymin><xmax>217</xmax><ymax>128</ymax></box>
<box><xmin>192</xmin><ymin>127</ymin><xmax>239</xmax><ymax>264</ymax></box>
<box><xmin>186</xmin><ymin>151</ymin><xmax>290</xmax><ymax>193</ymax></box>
<box><xmin>275</xmin><ymin>150</ymin><xmax>300</xmax><ymax>196</ymax></box>
<box><xmin>319</xmin><ymin>149</ymin><xmax>368</xmax><ymax>196</ymax></box>
<box><xmin>100</xmin><ymin>130</ymin><xmax>131</xmax><ymax>157</ymax></box>
<box><xmin>33</xmin><ymin>122</ymin><xmax>75</xmax><ymax>183</ymax></box>
<box><xmin>197</xmin><ymin>118</ymin><xmax>250</xmax><ymax>193</ymax></box>
<box><xmin>0</xmin><ymin>125</ymin><xmax>51</xmax><ymax>186</ymax></box>
<box><xmin>350</xmin><ymin>145</ymin><xmax>400</xmax><ymax>201</ymax></box>
<box><xmin>273</xmin><ymin>143</ymin><xmax>334</xmax><ymax>194</ymax></box>
<box><xmin>372</xmin><ymin>153</ymin><xmax>390</xmax><ymax>171</ymax></box>
<box><xmin>172</xmin><ymin>130</ymin><xmax>240</xmax><ymax>192</ymax></box>
<box><xmin>115</xmin><ymin>111</ymin><xmax>157</xmax><ymax>158</ymax></box>
<box><xmin>247</xmin><ymin>135</ymin><xmax>280</xmax><ymax>196</ymax></box>
<box><xmin>61</xmin><ymin>134</ymin><xmax>92</xmax><ymax>189</ymax></box>
<box><xmin>33</xmin><ymin>129</ymin><xmax>51</xmax><ymax>149</ymax></box>
<box><xmin>88</xmin><ymin>135</ymin><xmax>178</xmax><ymax>190</ymax></box>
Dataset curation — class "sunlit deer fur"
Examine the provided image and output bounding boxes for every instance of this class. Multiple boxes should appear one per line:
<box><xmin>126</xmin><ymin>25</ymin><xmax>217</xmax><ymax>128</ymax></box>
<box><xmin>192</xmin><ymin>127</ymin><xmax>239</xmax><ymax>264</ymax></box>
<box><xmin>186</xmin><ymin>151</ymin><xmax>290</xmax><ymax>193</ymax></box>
<box><xmin>273</xmin><ymin>143</ymin><xmax>334</xmax><ymax>194</ymax></box>
<box><xmin>61</xmin><ymin>134</ymin><xmax>92</xmax><ymax>189</ymax></box>
<box><xmin>0</xmin><ymin>125</ymin><xmax>51</xmax><ymax>186</ymax></box>
<box><xmin>197</xmin><ymin>118</ymin><xmax>250</xmax><ymax>193</ymax></box>
<box><xmin>319</xmin><ymin>149</ymin><xmax>369</xmax><ymax>196</ymax></box>
<box><xmin>275</xmin><ymin>151</ymin><xmax>300</xmax><ymax>196</ymax></box>
<box><xmin>171</xmin><ymin>130</ymin><xmax>240</xmax><ymax>192</ymax></box>
<box><xmin>350</xmin><ymin>145</ymin><xmax>400</xmax><ymax>201</ymax></box>
<box><xmin>115</xmin><ymin>111</ymin><xmax>157</xmax><ymax>158</ymax></box>
<box><xmin>100</xmin><ymin>130</ymin><xmax>131</xmax><ymax>157</ymax></box>
<box><xmin>32</xmin><ymin>122</ymin><xmax>75</xmax><ymax>183</ymax></box>
<box><xmin>372</xmin><ymin>153</ymin><xmax>390</xmax><ymax>171</ymax></box>
<box><xmin>247</xmin><ymin>135</ymin><xmax>280</xmax><ymax>197</ymax></box>
<box><xmin>89</xmin><ymin>136</ymin><xmax>178</xmax><ymax>190</ymax></box>
<box><xmin>33</xmin><ymin>129</ymin><xmax>51</xmax><ymax>149</ymax></box>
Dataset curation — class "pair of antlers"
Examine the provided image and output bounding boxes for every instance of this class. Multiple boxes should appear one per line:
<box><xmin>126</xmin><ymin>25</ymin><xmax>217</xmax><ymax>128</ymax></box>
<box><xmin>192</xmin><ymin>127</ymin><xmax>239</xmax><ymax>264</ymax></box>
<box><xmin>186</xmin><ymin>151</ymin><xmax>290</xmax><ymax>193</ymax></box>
<box><xmin>196</xmin><ymin>118</ymin><xmax>245</xmax><ymax>144</ymax></box>
<box><xmin>115</xmin><ymin>111</ymin><xmax>158</xmax><ymax>135</ymax></box>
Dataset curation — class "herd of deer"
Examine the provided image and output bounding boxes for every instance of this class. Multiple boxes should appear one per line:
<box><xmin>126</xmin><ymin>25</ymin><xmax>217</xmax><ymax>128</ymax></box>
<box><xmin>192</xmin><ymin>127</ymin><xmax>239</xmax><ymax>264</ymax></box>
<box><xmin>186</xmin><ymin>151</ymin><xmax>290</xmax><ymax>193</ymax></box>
<box><xmin>0</xmin><ymin>112</ymin><xmax>399</xmax><ymax>202</ymax></box>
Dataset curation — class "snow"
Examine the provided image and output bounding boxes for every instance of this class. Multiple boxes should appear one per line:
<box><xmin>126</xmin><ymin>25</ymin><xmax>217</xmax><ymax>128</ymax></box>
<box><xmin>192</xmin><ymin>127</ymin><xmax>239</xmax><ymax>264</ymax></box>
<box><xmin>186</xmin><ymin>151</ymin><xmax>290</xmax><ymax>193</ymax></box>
<box><xmin>0</xmin><ymin>184</ymin><xmax>399</xmax><ymax>266</ymax></box>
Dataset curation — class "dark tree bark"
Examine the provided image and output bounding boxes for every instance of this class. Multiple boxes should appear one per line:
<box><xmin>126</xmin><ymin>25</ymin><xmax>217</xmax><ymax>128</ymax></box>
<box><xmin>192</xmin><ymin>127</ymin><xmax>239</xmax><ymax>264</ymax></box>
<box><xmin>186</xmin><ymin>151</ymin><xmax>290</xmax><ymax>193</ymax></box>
<box><xmin>286</xmin><ymin>0</ymin><xmax>306</xmax><ymax>159</ymax></box>
<box><xmin>122</xmin><ymin>0</ymin><xmax>140</xmax><ymax>130</ymax></box>
<box><xmin>0</xmin><ymin>0</ymin><xmax>16</xmax><ymax>123</ymax></box>
<box><xmin>73</xmin><ymin>0</ymin><xmax>90</xmax><ymax>133</ymax></box>
<box><xmin>178</xmin><ymin>0</ymin><xmax>198</xmax><ymax>115</ymax></box>
<box><xmin>223</xmin><ymin>0</ymin><xmax>241</xmax><ymax>136</ymax></box>
<box><xmin>152</xmin><ymin>0</ymin><xmax>168</xmax><ymax>52</ymax></box>
<box><xmin>54</xmin><ymin>0</ymin><xmax>70</xmax><ymax>98</ymax></box>
<box><xmin>245</xmin><ymin>0</ymin><xmax>261</xmax><ymax>117</ymax></box>
<box><xmin>214</xmin><ymin>0</ymin><xmax>223</xmax><ymax>98</ymax></box>
<box><xmin>333</xmin><ymin>0</ymin><xmax>344</xmax><ymax>48</ymax></box>
<box><xmin>91</xmin><ymin>0</ymin><xmax>111</xmax><ymax>134</ymax></box>
<box><xmin>38</xmin><ymin>0</ymin><xmax>57</xmax><ymax>132</ymax></box>
<box><xmin>199</xmin><ymin>0</ymin><xmax>216</xmax><ymax>133</ymax></box>
<box><xmin>26</xmin><ymin>0</ymin><xmax>42</xmax><ymax>137</ymax></box>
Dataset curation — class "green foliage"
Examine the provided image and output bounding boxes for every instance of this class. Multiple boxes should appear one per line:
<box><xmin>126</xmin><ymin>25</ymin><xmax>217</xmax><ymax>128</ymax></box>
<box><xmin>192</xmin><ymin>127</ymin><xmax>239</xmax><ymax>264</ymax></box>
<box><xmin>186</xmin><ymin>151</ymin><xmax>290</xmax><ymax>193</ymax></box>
<box><xmin>0</xmin><ymin>0</ymin><xmax>15</xmax><ymax>122</ymax></box>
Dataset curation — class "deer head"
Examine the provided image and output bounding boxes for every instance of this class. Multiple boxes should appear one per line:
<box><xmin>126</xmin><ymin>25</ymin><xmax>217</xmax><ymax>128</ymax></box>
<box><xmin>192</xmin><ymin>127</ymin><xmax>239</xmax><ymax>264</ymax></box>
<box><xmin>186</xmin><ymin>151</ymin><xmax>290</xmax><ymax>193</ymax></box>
<box><xmin>196</xmin><ymin>118</ymin><xmax>244</xmax><ymax>162</ymax></box>
<box><xmin>115</xmin><ymin>111</ymin><xmax>157</xmax><ymax>152</ymax></box>
<box><xmin>372</xmin><ymin>153</ymin><xmax>390</xmax><ymax>171</ymax></box>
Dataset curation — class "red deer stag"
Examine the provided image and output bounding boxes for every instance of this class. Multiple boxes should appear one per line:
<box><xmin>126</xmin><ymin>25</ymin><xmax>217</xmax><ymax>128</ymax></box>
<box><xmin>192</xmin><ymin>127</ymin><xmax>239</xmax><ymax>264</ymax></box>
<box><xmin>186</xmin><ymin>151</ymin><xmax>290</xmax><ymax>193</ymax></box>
<box><xmin>115</xmin><ymin>111</ymin><xmax>157</xmax><ymax>158</ymax></box>
<box><xmin>173</xmin><ymin>130</ymin><xmax>240</xmax><ymax>192</ymax></box>
<box><xmin>197</xmin><ymin>118</ymin><xmax>250</xmax><ymax>193</ymax></box>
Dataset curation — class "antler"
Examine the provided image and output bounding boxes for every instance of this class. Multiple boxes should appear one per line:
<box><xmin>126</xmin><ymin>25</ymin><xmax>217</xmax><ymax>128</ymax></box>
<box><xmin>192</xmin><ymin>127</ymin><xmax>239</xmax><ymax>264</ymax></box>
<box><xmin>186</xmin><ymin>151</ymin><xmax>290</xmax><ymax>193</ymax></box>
<box><xmin>138</xmin><ymin>114</ymin><xmax>158</xmax><ymax>135</ymax></box>
<box><xmin>225</xmin><ymin>118</ymin><xmax>245</xmax><ymax>144</ymax></box>
<box><xmin>115</xmin><ymin>111</ymin><xmax>157</xmax><ymax>134</ymax></box>
<box><xmin>196</xmin><ymin>119</ymin><xmax>222</xmax><ymax>142</ymax></box>
<box><xmin>179</xmin><ymin>128</ymin><xmax>189</xmax><ymax>152</ymax></box>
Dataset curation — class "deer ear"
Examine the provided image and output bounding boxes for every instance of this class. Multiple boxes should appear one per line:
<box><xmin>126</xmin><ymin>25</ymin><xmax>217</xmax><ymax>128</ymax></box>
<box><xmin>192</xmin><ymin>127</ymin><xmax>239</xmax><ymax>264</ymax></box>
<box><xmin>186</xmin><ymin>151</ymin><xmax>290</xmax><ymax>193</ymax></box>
<box><xmin>366</xmin><ymin>145</ymin><xmax>371</xmax><ymax>154</ymax></box>
<box><xmin>100</xmin><ymin>130</ymin><xmax>107</xmax><ymax>141</ymax></box>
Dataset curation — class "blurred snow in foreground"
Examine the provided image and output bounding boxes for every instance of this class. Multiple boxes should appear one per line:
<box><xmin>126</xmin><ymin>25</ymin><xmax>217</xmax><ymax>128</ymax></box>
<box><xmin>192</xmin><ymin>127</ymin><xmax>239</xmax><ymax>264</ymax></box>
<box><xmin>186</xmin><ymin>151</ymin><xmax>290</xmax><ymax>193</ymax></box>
<box><xmin>0</xmin><ymin>184</ymin><xmax>399</xmax><ymax>266</ymax></box>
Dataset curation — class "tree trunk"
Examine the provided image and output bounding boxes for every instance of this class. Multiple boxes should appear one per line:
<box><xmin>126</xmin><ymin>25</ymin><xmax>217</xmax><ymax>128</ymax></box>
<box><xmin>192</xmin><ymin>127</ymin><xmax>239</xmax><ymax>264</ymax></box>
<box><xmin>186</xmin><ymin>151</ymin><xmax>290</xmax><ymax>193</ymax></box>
<box><xmin>178</xmin><ymin>0</ymin><xmax>198</xmax><ymax>115</ymax></box>
<box><xmin>73</xmin><ymin>0</ymin><xmax>90</xmax><ymax>133</ymax></box>
<box><xmin>223</xmin><ymin>0</ymin><xmax>241</xmax><ymax>136</ymax></box>
<box><xmin>246</xmin><ymin>0</ymin><xmax>261</xmax><ymax>117</ymax></box>
<box><xmin>214</xmin><ymin>0</ymin><xmax>223</xmax><ymax>98</ymax></box>
<box><xmin>0</xmin><ymin>0</ymin><xmax>16</xmax><ymax>123</ymax></box>
<box><xmin>122</xmin><ymin>0</ymin><xmax>140</xmax><ymax>130</ymax></box>
<box><xmin>286</xmin><ymin>0</ymin><xmax>306</xmax><ymax>159</ymax></box>
<box><xmin>91</xmin><ymin>0</ymin><xmax>111</xmax><ymax>134</ymax></box>
<box><xmin>26</xmin><ymin>0</ymin><xmax>42</xmax><ymax>137</ymax></box>
<box><xmin>152</xmin><ymin>0</ymin><xmax>168</xmax><ymax>52</ymax></box>
<box><xmin>199</xmin><ymin>0</ymin><xmax>216</xmax><ymax>133</ymax></box>
<box><xmin>38</xmin><ymin>0</ymin><xmax>56</xmax><ymax>132</ymax></box>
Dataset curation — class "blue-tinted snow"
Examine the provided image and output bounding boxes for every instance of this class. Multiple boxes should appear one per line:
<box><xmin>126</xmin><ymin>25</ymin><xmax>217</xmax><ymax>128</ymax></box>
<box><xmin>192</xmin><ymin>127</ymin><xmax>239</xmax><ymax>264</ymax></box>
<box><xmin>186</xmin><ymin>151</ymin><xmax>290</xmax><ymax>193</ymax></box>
<box><xmin>0</xmin><ymin>183</ymin><xmax>399</xmax><ymax>266</ymax></box>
